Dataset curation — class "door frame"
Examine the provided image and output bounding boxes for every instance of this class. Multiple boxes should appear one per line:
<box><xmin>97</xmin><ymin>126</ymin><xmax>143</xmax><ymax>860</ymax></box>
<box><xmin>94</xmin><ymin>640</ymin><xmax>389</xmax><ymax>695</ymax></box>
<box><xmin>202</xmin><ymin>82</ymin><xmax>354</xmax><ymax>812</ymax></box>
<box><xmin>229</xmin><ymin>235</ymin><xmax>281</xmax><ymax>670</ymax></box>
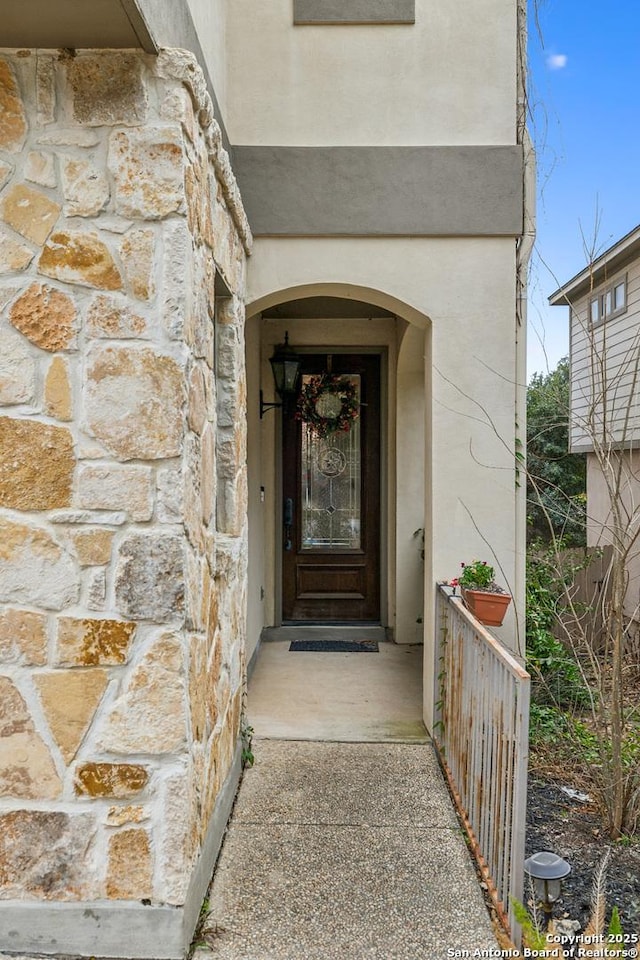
<box><xmin>274</xmin><ymin>345</ymin><xmax>388</xmax><ymax>626</ymax></box>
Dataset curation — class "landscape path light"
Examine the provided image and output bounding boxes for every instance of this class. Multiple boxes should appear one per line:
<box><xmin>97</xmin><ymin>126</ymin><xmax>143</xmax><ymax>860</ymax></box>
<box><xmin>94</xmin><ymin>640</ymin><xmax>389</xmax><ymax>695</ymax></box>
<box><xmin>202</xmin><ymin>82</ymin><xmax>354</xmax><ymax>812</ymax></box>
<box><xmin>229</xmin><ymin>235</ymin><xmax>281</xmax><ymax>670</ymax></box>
<box><xmin>523</xmin><ymin>850</ymin><xmax>572</xmax><ymax>917</ymax></box>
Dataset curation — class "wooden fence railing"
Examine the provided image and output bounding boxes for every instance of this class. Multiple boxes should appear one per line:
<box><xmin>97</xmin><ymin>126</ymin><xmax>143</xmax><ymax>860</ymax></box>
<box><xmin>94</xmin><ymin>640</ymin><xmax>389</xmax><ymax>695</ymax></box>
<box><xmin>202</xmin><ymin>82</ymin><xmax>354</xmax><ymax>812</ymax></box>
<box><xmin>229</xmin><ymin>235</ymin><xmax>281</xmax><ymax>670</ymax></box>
<box><xmin>434</xmin><ymin>585</ymin><xmax>530</xmax><ymax>940</ymax></box>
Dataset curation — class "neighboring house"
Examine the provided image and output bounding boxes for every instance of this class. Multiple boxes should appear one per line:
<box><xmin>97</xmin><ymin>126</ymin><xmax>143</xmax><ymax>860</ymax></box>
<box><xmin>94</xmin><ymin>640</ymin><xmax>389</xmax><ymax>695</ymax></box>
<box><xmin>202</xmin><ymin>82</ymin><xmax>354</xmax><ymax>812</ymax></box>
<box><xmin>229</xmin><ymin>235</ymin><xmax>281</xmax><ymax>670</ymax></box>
<box><xmin>550</xmin><ymin>224</ymin><xmax>640</xmax><ymax>621</ymax></box>
<box><xmin>0</xmin><ymin>1</ymin><xmax>532</xmax><ymax>957</ymax></box>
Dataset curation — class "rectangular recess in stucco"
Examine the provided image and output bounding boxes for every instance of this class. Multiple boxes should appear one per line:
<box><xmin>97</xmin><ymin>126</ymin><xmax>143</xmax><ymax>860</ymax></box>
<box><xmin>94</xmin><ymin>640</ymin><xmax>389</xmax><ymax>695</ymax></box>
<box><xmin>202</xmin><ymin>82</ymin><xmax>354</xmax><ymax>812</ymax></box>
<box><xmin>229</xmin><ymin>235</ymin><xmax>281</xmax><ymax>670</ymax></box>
<box><xmin>293</xmin><ymin>0</ymin><xmax>415</xmax><ymax>24</ymax></box>
<box><xmin>232</xmin><ymin>146</ymin><xmax>523</xmax><ymax>236</ymax></box>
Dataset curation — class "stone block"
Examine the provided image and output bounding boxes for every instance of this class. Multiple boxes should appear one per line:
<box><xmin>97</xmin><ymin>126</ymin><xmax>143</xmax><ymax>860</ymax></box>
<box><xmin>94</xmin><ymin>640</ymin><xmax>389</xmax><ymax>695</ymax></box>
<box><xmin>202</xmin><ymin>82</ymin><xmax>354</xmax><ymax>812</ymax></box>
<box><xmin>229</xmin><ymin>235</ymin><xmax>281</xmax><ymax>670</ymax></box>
<box><xmin>36</xmin><ymin>55</ymin><xmax>56</xmax><ymax>125</ymax></box>
<box><xmin>98</xmin><ymin>215</ymin><xmax>134</xmax><ymax>234</ymax></box>
<box><xmin>184</xmin><ymin>546</ymin><xmax>203</xmax><ymax>631</ymax></box>
<box><xmin>183</xmin><ymin>435</ymin><xmax>203</xmax><ymax>553</ymax></box>
<box><xmin>212</xmin><ymin>200</ymin><xmax>246</xmax><ymax>295</ymax></box>
<box><xmin>106</xmin><ymin>805</ymin><xmax>148</xmax><ymax>826</ymax></box>
<box><xmin>74</xmin><ymin>762</ymin><xmax>148</xmax><ymax>798</ymax></box>
<box><xmin>157</xmin><ymin>467</ymin><xmax>184</xmax><ymax>523</ymax></box>
<box><xmin>44</xmin><ymin>356</ymin><xmax>73</xmax><ymax>420</ymax></box>
<box><xmin>39</xmin><ymin>230</ymin><xmax>122</xmax><ymax>291</ymax></box>
<box><xmin>159</xmin><ymin>84</ymin><xmax>197</xmax><ymax>144</ymax></box>
<box><xmin>56</xmin><ymin>617</ymin><xmax>135</xmax><ymax>666</ymax></box>
<box><xmin>0</xmin><ymin>284</ymin><xmax>20</xmax><ymax>310</ymax></box>
<box><xmin>216</xmin><ymin>690</ymin><xmax>241</xmax><ymax>786</ymax></box>
<box><xmin>202</xmin><ymin>423</ymin><xmax>216</xmax><ymax>516</ymax></box>
<box><xmin>76</xmin><ymin>463</ymin><xmax>153</xmax><ymax>521</ymax></box>
<box><xmin>35</xmin><ymin>669</ymin><xmax>108</xmax><ymax>763</ymax></box>
<box><xmin>85</xmin><ymin>345</ymin><xmax>184</xmax><ymax>461</ymax></box>
<box><xmin>217</xmin><ymin>294</ymin><xmax>243</xmax><ymax>329</ymax></box>
<box><xmin>0</xmin><ymin>810</ymin><xmax>96</xmax><ymax>899</ymax></box>
<box><xmin>187</xmin><ymin>362</ymin><xmax>209</xmax><ymax>435</ymax></box>
<box><xmin>61</xmin><ymin>156</ymin><xmax>109</xmax><ymax>217</ymax></box>
<box><xmin>199</xmin><ymin>550</ymin><xmax>213</xmax><ymax>632</ymax></box>
<box><xmin>67</xmin><ymin>528</ymin><xmax>114</xmax><ymax>566</ymax></box>
<box><xmin>77</xmin><ymin>441</ymin><xmax>110</xmax><ymax>459</ymax></box>
<box><xmin>217</xmin><ymin>470</ymin><xmax>248</xmax><ymax>539</ymax></box>
<box><xmin>184</xmin><ymin>158</ymin><xmax>202</xmax><ymax>240</ymax></box>
<box><xmin>0</xmin><ymin>608</ymin><xmax>47</xmax><ymax>665</ymax></box>
<box><xmin>25</xmin><ymin>151</ymin><xmax>56</xmax><ymax>188</ymax></box>
<box><xmin>0</xmin><ymin>183</ymin><xmax>60</xmax><ymax>245</ymax></box>
<box><xmin>216</xmin><ymin>426</ymin><xmax>245</xmax><ymax>482</ymax></box>
<box><xmin>0</xmin><ymin>517</ymin><xmax>79</xmax><ymax>610</ymax></box>
<box><xmin>201</xmin><ymin>172</ymin><xmax>216</xmax><ymax>252</ymax></box>
<box><xmin>0</xmin><ymin>677</ymin><xmax>61</xmax><ymax>799</ymax></box>
<box><xmin>115</xmin><ymin>533</ymin><xmax>184</xmax><ymax>622</ymax></box>
<box><xmin>189</xmin><ymin>636</ymin><xmax>207</xmax><ymax>742</ymax></box>
<box><xmin>68</xmin><ymin>52</ymin><xmax>147</xmax><ymax>126</ymax></box>
<box><xmin>216</xmin><ymin>323</ymin><xmax>243</xmax><ymax>381</ymax></box>
<box><xmin>9</xmin><ymin>282</ymin><xmax>77</xmax><ymax>351</ymax></box>
<box><xmin>0</xmin><ymin>59</ymin><xmax>27</xmax><ymax>152</ymax></box>
<box><xmin>157</xmin><ymin>771</ymin><xmax>191</xmax><ymax>904</ymax></box>
<box><xmin>49</xmin><ymin>509</ymin><xmax>127</xmax><ymax>525</ymax></box>
<box><xmin>0</xmin><ymin>159</ymin><xmax>11</xmax><ymax>189</ymax></box>
<box><xmin>38</xmin><ymin>128</ymin><xmax>100</xmax><ymax>147</ymax></box>
<box><xmin>0</xmin><ymin>417</ymin><xmax>74</xmax><ymax>511</ymax></box>
<box><xmin>96</xmin><ymin>633</ymin><xmax>187</xmax><ymax>754</ymax></box>
<box><xmin>86</xmin><ymin>293</ymin><xmax>148</xmax><ymax>339</ymax></box>
<box><xmin>86</xmin><ymin>567</ymin><xmax>107</xmax><ymax>610</ymax></box>
<box><xmin>162</xmin><ymin>219</ymin><xmax>191</xmax><ymax>339</ymax></box>
<box><xmin>206</xmin><ymin>577</ymin><xmax>219</xmax><ymax>641</ymax></box>
<box><xmin>106</xmin><ymin>828</ymin><xmax>152</xmax><ymax>900</ymax></box>
<box><xmin>0</xmin><ymin>327</ymin><xmax>36</xmax><ymax>404</ymax></box>
<box><xmin>109</xmin><ymin>126</ymin><xmax>185</xmax><ymax>220</ymax></box>
<box><xmin>119</xmin><ymin>229</ymin><xmax>156</xmax><ymax>300</ymax></box>
<box><xmin>217</xmin><ymin>386</ymin><xmax>241</xmax><ymax>430</ymax></box>
<box><xmin>0</xmin><ymin>227</ymin><xmax>35</xmax><ymax>274</ymax></box>
<box><xmin>183</xmin><ymin>257</ymin><xmax>210</xmax><ymax>359</ymax></box>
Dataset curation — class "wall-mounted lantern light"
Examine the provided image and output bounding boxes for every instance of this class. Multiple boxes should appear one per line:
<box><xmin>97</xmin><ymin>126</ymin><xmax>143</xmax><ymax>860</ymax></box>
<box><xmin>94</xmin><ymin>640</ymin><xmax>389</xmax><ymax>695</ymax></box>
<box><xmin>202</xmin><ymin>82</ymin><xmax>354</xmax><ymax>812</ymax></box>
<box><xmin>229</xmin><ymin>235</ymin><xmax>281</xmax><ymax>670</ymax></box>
<box><xmin>260</xmin><ymin>332</ymin><xmax>301</xmax><ymax>418</ymax></box>
<box><xmin>523</xmin><ymin>851</ymin><xmax>571</xmax><ymax>917</ymax></box>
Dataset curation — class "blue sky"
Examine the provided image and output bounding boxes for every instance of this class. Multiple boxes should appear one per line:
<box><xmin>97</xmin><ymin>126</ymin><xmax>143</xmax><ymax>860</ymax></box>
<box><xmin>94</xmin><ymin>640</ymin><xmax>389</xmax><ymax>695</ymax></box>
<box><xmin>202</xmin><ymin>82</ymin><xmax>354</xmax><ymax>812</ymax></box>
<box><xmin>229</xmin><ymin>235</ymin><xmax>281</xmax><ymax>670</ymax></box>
<box><xmin>527</xmin><ymin>0</ymin><xmax>640</xmax><ymax>379</ymax></box>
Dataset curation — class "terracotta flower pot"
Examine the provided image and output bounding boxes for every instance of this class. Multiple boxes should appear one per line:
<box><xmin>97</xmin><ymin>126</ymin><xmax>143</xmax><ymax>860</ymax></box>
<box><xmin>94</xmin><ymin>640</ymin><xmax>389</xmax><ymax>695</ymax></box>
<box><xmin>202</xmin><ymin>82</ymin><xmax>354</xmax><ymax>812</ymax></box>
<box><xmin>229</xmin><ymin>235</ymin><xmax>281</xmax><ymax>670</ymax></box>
<box><xmin>461</xmin><ymin>587</ymin><xmax>511</xmax><ymax>627</ymax></box>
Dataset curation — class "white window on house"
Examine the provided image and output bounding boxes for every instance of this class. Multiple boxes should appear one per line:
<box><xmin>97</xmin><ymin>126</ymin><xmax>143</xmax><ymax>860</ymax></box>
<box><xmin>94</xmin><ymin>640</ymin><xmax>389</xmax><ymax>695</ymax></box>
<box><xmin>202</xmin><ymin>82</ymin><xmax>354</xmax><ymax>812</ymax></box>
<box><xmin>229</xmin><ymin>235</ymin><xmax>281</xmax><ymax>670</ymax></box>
<box><xmin>588</xmin><ymin>274</ymin><xmax>627</xmax><ymax>326</ymax></box>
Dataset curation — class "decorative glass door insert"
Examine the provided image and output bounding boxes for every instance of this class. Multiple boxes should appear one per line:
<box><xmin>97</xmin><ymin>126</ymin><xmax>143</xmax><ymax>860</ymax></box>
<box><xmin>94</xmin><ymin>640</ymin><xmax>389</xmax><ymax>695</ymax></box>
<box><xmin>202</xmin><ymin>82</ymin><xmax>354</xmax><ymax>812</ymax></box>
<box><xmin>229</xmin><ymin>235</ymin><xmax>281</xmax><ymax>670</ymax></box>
<box><xmin>301</xmin><ymin>375</ymin><xmax>361</xmax><ymax>550</ymax></box>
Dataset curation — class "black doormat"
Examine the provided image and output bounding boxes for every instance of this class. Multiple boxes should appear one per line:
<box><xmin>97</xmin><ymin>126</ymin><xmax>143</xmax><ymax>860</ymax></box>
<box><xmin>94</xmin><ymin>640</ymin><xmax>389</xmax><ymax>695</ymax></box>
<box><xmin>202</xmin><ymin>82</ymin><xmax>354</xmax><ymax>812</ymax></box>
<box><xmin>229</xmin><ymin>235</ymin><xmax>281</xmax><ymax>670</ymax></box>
<box><xmin>289</xmin><ymin>639</ymin><xmax>379</xmax><ymax>652</ymax></box>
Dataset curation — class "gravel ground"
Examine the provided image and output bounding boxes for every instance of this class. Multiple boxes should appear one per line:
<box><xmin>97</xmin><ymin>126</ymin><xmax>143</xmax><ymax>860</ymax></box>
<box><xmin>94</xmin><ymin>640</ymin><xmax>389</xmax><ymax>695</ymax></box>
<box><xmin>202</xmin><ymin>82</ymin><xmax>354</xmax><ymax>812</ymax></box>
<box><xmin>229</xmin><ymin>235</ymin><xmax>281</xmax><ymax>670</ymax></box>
<box><xmin>526</xmin><ymin>776</ymin><xmax>640</xmax><ymax>934</ymax></box>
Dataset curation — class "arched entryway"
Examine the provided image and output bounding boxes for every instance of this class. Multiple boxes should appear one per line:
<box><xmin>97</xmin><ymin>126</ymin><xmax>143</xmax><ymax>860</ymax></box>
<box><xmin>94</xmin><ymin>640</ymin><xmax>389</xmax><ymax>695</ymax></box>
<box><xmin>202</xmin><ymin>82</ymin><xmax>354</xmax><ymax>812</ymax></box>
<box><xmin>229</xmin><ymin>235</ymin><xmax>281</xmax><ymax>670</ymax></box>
<box><xmin>244</xmin><ymin>284</ymin><xmax>432</xmax><ymax>734</ymax></box>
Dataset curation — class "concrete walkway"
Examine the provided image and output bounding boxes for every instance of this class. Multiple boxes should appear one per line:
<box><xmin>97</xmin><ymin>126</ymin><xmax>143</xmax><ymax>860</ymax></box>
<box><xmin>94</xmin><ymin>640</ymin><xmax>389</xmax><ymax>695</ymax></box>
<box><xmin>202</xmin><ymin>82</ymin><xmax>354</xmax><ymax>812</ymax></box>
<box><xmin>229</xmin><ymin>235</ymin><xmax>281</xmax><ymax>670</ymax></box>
<box><xmin>197</xmin><ymin>640</ymin><xmax>499</xmax><ymax>959</ymax></box>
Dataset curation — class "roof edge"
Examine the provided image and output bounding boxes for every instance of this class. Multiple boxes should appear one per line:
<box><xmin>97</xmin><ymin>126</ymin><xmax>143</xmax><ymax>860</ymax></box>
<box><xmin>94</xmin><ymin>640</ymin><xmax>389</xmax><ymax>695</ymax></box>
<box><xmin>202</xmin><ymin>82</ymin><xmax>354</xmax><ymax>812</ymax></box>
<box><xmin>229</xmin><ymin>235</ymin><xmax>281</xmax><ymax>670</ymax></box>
<box><xmin>549</xmin><ymin>222</ymin><xmax>640</xmax><ymax>306</ymax></box>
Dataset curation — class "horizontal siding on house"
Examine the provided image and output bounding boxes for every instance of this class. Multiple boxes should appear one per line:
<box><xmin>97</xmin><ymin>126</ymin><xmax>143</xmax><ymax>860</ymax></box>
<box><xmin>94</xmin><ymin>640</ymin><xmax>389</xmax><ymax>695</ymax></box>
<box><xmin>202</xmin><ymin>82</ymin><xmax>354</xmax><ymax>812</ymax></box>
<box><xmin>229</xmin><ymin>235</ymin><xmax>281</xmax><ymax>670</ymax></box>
<box><xmin>570</xmin><ymin>260</ymin><xmax>640</xmax><ymax>451</ymax></box>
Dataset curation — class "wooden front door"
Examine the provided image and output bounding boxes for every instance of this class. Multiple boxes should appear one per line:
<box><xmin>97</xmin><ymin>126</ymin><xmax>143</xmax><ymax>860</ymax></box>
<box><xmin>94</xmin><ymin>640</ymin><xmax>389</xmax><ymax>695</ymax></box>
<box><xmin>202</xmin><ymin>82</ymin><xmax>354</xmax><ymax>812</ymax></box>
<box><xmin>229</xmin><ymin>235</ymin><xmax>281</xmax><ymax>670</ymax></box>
<box><xmin>282</xmin><ymin>354</ymin><xmax>381</xmax><ymax>622</ymax></box>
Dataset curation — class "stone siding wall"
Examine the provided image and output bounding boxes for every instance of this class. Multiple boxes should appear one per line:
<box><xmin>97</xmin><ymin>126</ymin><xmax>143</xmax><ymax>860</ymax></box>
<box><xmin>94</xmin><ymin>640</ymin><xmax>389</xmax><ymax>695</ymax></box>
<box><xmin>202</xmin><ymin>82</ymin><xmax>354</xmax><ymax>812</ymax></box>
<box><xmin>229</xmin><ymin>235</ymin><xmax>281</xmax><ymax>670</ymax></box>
<box><xmin>0</xmin><ymin>48</ymin><xmax>250</xmax><ymax>908</ymax></box>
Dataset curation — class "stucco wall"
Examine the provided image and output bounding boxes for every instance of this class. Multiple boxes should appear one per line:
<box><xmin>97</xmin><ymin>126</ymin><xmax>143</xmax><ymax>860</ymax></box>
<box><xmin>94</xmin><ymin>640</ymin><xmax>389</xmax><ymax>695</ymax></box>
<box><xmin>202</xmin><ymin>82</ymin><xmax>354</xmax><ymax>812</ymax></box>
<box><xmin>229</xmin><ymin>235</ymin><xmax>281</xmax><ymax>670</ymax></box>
<box><xmin>396</xmin><ymin>324</ymin><xmax>426</xmax><ymax>645</ymax></box>
<box><xmin>185</xmin><ymin>0</ymin><xmax>228</xmax><ymax>120</ymax></box>
<box><xmin>245</xmin><ymin>236</ymin><xmax>524</xmax><ymax>688</ymax></box>
<box><xmin>226</xmin><ymin>0</ymin><xmax>517</xmax><ymax>146</ymax></box>
<box><xmin>0</xmin><ymin>48</ymin><xmax>249</xmax><ymax>950</ymax></box>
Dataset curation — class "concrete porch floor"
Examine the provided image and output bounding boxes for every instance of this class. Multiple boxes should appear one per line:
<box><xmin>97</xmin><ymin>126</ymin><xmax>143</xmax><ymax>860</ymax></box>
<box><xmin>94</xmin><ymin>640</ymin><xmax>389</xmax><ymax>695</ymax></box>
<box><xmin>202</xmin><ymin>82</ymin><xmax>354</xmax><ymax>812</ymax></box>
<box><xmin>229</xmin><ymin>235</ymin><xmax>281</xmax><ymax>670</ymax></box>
<box><xmin>247</xmin><ymin>639</ymin><xmax>427</xmax><ymax>741</ymax></box>
<box><xmin>195</xmin><ymin>637</ymin><xmax>500</xmax><ymax>959</ymax></box>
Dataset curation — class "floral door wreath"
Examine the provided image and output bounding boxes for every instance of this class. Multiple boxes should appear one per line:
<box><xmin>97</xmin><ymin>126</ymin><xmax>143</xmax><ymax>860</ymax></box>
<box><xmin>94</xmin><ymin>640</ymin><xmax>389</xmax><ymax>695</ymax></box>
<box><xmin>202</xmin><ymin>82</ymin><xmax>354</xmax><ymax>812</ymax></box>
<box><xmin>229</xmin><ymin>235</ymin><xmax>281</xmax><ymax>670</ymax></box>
<box><xmin>296</xmin><ymin>372</ymin><xmax>359</xmax><ymax>438</ymax></box>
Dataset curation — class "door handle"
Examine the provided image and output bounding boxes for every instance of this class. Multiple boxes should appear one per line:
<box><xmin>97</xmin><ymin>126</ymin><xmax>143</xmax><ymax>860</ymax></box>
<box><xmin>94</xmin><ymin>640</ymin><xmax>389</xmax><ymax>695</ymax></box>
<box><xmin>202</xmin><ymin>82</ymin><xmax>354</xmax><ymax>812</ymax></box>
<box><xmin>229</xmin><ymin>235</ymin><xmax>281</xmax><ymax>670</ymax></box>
<box><xmin>284</xmin><ymin>498</ymin><xmax>293</xmax><ymax>551</ymax></box>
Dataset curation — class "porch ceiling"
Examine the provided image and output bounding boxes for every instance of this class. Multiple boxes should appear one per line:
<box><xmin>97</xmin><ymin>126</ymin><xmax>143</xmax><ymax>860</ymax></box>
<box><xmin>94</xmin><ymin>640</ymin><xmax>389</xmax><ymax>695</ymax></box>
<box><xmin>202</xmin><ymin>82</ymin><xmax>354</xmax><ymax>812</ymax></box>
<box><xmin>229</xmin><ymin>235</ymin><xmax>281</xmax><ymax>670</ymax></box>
<box><xmin>2</xmin><ymin>0</ymin><xmax>156</xmax><ymax>51</ymax></box>
<box><xmin>261</xmin><ymin>296</ymin><xmax>395</xmax><ymax>320</ymax></box>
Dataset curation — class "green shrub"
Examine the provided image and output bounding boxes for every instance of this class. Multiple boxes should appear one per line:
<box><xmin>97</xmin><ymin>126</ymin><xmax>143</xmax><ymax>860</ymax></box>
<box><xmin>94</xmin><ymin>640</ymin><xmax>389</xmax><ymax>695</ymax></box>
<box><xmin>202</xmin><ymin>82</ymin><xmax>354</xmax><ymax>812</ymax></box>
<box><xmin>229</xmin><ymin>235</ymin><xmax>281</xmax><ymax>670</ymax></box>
<box><xmin>529</xmin><ymin>703</ymin><xmax>599</xmax><ymax>763</ymax></box>
<box><xmin>526</xmin><ymin>550</ymin><xmax>590</xmax><ymax>710</ymax></box>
